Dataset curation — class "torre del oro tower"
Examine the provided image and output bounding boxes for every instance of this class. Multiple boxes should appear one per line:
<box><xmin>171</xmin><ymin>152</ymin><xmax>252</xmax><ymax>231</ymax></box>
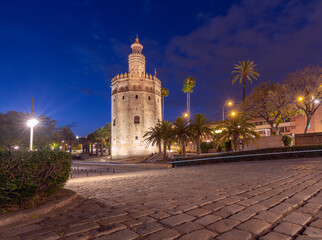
<box><xmin>111</xmin><ymin>37</ymin><xmax>162</xmax><ymax>158</ymax></box>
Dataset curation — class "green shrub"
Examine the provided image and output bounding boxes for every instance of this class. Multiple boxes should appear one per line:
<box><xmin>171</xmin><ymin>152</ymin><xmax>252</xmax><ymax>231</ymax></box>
<box><xmin>0</xmin><ymin>150</ymin><xmax>72</xmax><ymax>206</ymax></box>
<box><xmin>282</xmin><ymin>135</ymin><xmax>293</xmax><ymax>146</ymax></box>
<box><xmin>200</xmin><ymin>142</ymin><xmax>213</xmax><ymax>153</ymax></box>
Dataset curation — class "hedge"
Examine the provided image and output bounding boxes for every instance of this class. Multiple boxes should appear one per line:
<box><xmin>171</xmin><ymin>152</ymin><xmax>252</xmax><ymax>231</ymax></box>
<box><xmin>172</xmin><ymin>145</ymin><xmax>322</xmax><ymax>167</ymax></box>
<box><xmin>0</xmin><ymin>150</ymin><xmax>72</xmax><ymax>206</ymax></box>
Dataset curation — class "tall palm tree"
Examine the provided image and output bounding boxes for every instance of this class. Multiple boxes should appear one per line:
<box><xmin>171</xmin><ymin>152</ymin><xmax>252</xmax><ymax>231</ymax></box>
<box><xmin>87</xmin><ymin>133</ymin><xmax>96</xmax><ymax>156</ymax></box>
<box><xmin>161</xmin><ymin>87</ymin><xmax>169</xmax><ymax>121</ymax></box>
<box><xmin>232</xmin><ymin>60</ymin><xmax>260</xmax><ymax>107</ymax></box>
<box><xmin>171</xmin><ymin>117</ymin><xmax>190</xmax><ymax>156</ymax></box>
<box><xmin>214</xmin><ymin>113</ymin><xmax>260</xmax><ymax>151</ymax></box>
<box><xmin>143</xmin><ymin>123</ymin><xmax>163</xmax><ymax>156</ymax></box>
<box><xmin>189</xmin><ymin>113</ymin><xmax>213</xmax><ymax>155</ymax></box>
<box><xmin>182</xmin><ymin>77</ymin><xmax>196</xmax><ymax>120</ymax></box>
<box><xmin>94</xmin><ymin>124</ymin><xmax>111</xmax><ymax>156</ymax></box>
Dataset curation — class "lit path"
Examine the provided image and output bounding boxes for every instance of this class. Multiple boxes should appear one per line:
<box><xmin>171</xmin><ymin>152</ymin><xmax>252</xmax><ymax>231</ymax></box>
<box><xmin>1</xmin><ymin>158</ymin><xmax>322</xmax><ymax>240</ymax></box>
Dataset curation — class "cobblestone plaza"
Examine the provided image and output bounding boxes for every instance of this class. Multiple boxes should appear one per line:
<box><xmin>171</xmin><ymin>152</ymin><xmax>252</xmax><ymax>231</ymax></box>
<box><xmin>1</xmin><ymin>158</ymin><xmax>322</xmax><ymax>239</ymax></box>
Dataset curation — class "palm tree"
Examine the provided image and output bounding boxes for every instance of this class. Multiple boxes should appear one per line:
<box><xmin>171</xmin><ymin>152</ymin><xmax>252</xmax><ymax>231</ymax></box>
<box><xmin>182</xmin><ymin>77</ymin><xmax>196</xmax><ymax>119</ymax></box>
<box><xmin>171</xmin><ymin>117</ymin><xmax>190</xmax><ymax>156</ymax></box>
<box><xmin>232</xmin><ymin>60</ymin><xmax>260</xmax><ymax>107</ymax></box>
<box><xmin>189</xmin><ymin>113</ymin><xmax>213</xmax><ymax>155</ymax></box>
<box><xmin>160</xmin><ymin>121</ymin><xmax>173</xmax><ymax>159</ymax></box>
<box><xmin>161</xmin><ymin>87</ymin><xmax>169</xmax><ymax>121</ymax></box>
<box><xmin>94</xmin><ymin>124</ymin><xmax>111</xmax><ymax>156</ymax></box>
<box><xmin>214</xmin><ymin>113</ymin><xmax>261</xmax><ymax>151</ymax></box>
<box><xmin>87</xmin><ymin>133</ymin><xmax>96</xmax><ymax>156</ymax></box>
<box><xmin>143</xmin><ymin>123</ymin><xmax>163</xmax><ymax>156</ymax></box>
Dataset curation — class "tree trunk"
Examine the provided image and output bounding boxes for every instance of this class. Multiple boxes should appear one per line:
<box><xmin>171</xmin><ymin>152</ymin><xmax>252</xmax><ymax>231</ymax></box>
<box><xmin>96</xmin><ymin>144</ymin><xmax>98</xmax><ymax>155</ymax></box>
<box><xmin>304</xmin><ymin>115</ymin><xmax>312</xmax><ymax>134</ymax></box>
<box><xmin>158</xmin><ymin>142</ymin><xmax>162</xmax><ymax>156</ymax></box>
<box><xmin>163</xmin><ymin>141</ymin><xmax>167</xmax><ymax>159</ymax></box>
<box><xmin>69</xmin><ymin>139</ymin><xmax>72</xmax><ymax>153</ymax></box>
<box><xmin>101</xmin><ymin>139</ymin><xmax>104</xmax><ymax>156</ymax></box>
<box><xmin>233</xmin><ymin>135</ymin><xmax>239</xmax><ymax>151</ymax></box>
<box><xmin>196</xmin><ymin>135</ymin><xmax>201</xmax><ymax>155</ymax></box>
<box><xmin>268</xmin><ymin>122</ymin><xmax>280</xmax><ymax>136</ymax></box>
<box><xmin>242</xmin><ymin>76</ymin><xmax>246</xmax><ymax>111</ymax></box>
<box><xmin>182</xmin><ymin>138</ymin><xmax>186</xmax><ymax>156</ymax></box>
<box><xmin>90</xmin><ymin>144</ymin><xmax>93</xmax><ymax>156</ymax></box>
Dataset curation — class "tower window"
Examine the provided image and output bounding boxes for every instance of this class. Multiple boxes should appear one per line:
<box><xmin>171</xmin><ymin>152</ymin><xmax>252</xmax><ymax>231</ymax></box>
<box><xmin>135</xmin><ymin>136</ymin><xmax>138</xmax><ymax>140</ymax></box>
<box><xmin>122</xmin><ymin>96</ymin><xmax>125</xmax><ymax>100</ymax></box>
<box><xmin>134</xmin><ymin>116</ymin><xmax>140</xmax><ymax>124</ymax></box>
<box><xmin>135</xmin><ymin>95</ymin><xmax>138</xmax><ymax>99</ymax></box>
<box><xmin>148</xmin><ymin>96</ymin><xmax>151</xmax><ymax>100</ymax></box>
<box><xmin>113</xmin><ymin>119</ymin><xmax>116</xmax><ymax>126</ymax></box>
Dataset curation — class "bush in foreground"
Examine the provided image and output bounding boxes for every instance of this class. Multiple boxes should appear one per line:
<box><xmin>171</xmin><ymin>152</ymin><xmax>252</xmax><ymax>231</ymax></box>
<box><xmin>0</xmin><ymin>150</ymin><xmax>72</xmax><ymax>207</ymax></box>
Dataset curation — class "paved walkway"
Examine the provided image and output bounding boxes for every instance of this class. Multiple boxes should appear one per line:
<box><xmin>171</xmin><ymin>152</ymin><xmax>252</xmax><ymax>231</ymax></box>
<box><xmin>1</xmin><ymin>158</ymin><xmax>322</xmax><ymax>240</ymax></box>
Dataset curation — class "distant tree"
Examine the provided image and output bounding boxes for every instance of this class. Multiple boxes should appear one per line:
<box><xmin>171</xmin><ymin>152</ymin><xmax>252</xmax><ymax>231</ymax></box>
<box><xmin>94</xmin><ymin>123</ymin><xmax>111</xmax><ymax>156</ymax></box>
<box><xmin>143</xmin><ymin>123</ymin><xmax>163</xmax><ymax>156</ymax></box>
<box><xmin>284</xmin><ymin>65</ymin><xmax>322</xmax><ymax>133</ymax></box>
<box><xmin>232</xmin><ymin>60</ymin><xmax>260</xmax><ymax>107</ymax></box>
<box><xmin>244</xmin><ymin>82</ymin><xmax>295</xmax><ymax>135</ymax></box>
<box><xmin>58</xmin><ymin>127</ymin><xmax>75</xmax><ymax>153</ymax></box>
<box><xmin>87</xmin><ymin>133</ymin><xmax>96</xmax><ymax>156</ymax></box>
<box><xmin>214</xmin><ymin>113</ymin><xmax>261</xmax><ymax>151</ymax></box>
<box><xmin>182</xmin><ymin>77</ymin><xmax>196</xmax><ymax>119</ymax></box>
<box><xmin>78</xmin><ymin>137</ymin><xmax>88</xmax><ymax>153</ymax></box>
<box><xmin>189</xmin><ymin>113</ymin><xmax>213</xmax><ymax>155</ymax></box>
<box><xmin>161</xmin><ymin>87</ymin><xmax>169</xmax><ymax>121</ymax></box>
<box><xmin>171</xmin><ymin>117</ymin><xmax>190</xmax><ymax>156</ymax></box>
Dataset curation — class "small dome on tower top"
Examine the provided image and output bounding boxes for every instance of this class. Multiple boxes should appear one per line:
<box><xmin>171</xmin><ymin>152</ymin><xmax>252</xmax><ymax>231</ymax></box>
<box><xmin>131</xmin><ymin>35</ymin><xmax>143</xmax><ymax>53</ymax></box>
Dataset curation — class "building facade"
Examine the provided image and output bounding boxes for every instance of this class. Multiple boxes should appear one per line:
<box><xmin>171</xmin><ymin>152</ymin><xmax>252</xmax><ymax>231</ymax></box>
<box><xmin>111</xmin><ymin>37</ymin><xmax>162</xmax><ymax>159</ymax></box>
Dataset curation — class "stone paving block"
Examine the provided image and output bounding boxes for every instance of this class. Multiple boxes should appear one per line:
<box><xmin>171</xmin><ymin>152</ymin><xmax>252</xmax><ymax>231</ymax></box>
<box><xmin>64</xmin><ymin>222</ymin><xmax>99</xmax><ymax>237</ymax></box>
<box><xmin>149</xmin><ymin>211</ymin><xmax>170</xmax><ymax>220</ymax></box>
<box><xmin>310</xmin><ymin>219</ymin><xmax>322</xmax><ymax>229</ymax></box>
<box><xmin>315</xmin><ymin>211</ymin><xmax>322</xmax><ymax>219</ymax></box>
<box><xmin>60</xmin><ymin>232</ymin><xmax>90</xmax><ymax>240</ymax></box>
<box><xmin>216</xmin><ymin>229</ymin><xmax>252</xmax><ymax>240</ymax></box>
<box><xmin>219</xmin><ymin>196</ymin><xmax>242</xmax><ymax>205</ymax></box>
<box><xmin>194</xmin><ymin>214</ymin><xmax>221</xmax><ymax>226</ymax></box>
<box><xmin>303</xmin><ymin>227</ymin><xmax>322</xmax><ymax>238</ymax></box>
<box><xmin>145</xmin><ymin>229</ymin><xmax>180</xmax><ymax>240</ymax></box>
<box><xmin>229</xmin><ymin>208</ymin><xmax>257</xmax><ymax>222</ymax></box>
<box><xmin>295</xmin><ymin>235</ymin><xmax>322</xmax><ymax>240</ymax></box>
<box><xmin>274</xmin><ymin>222</ymin><xmax>302</xmax><ymax>236</ymax></box>
<box><xmin>254</xmin><ymin>210</ymin><xmax>283</xmax><ymax>224</ymax></box>
<box><xmin>186</xmin><ymin>208</ymin><xmax>211</xmax><ymax>217</ymax></box>
<box><xmin>123</xmin><ymin>219</ymin><xmax>143</xmax><ymax>227</ymax></box>
<box><xmin>178</xmin><ymin>229</ymin><xmax>216</xmax><ymax>240</ymax></box>
<box><xmin>26</xmin><ymin>231</ymin><xmax>60</xmax><ymax>240</ymax></box>
<box><xmin>237</xmin><ymin>218</ymin><xmax>271</xmax><ymax>235</ymax></box>
<box><xmin>160</xmin><ymin>214</ymin><xmax>196</xmax><ymax>227</ymax></box>
<box><xmin>1</xmin><ymin>224</ymin><xmax>42</xmax><ymax>237</ymax></box>
<box><xmin>173</xmin><ymin>221</ymin><xmax>203</xmax><ymax>234</ymax></box>
<box><xmin>177</xmin><ymin>203</ymin><xmax>199</xmax><ymax>212</ymax></box>
<box><xmin>95</xmin><ymin>229</ymin><xmax>138</xmax><ymax>240</ymax></box>
<box><xmin>136</xmin><ymin>216</ymin><xmax>155</xmax><ymax>223</ymax></box>
<box><xmin>206</xmin><ymin>219</ymin><xmax>240</xmax><ymax>233</ymax></box>
<box><xmin>270</xmin><ymin>203</ymin><xmax>294</xmax><ymax>214</ymax></box>
<box><xmin>90</xmin><ymin>223</ymin><xmax>127</xmax><ymax>238</ymax></box>
<box><xmin>97</xmin><ymin>216</ymin><xmax>131</xmax><ymax>226</ymax></box>
<box><xmin>129</xmin><ymin>209</ymin><xmax>155</xmax><ymax>218</ymax></box>
<box><xmin>296</xmin><ymin>207</ymin><xmax>319</xmax><ymax>215</ymax></box>
<box><xmin>201</xmin><ymin>202</ymin><xmax>225</xmax><ymax>211</ymax></box>
<box><xmin>238</xmin><ymin>198</ymin><xmax>259</xmax><ymax>206</ymax></box>
<box><xmin>259</xmin><ymin>231</ymin><xmax>292</xmax><ymax>240</ymax></box>
<box><xmin>248</xmin><ymin>203</ymin><xmax>268</xmax><ymax>212</ymax></box>
<box><xmin>133</xmin><ymin>222</ymin><xmax>164</xmax><ymax>236</ymax></box>
<box><xmin>283</xmin><ymin>212</ymin><xmax>312</xmax><ymax>225</ymax></box>
<box><xmin>215</xmin><ymin>204</ymin><xmax>245</xmax><ymax>217</ymax></box>
<box><xmin>166</xmin><ymin>208</ymin><xmax>183</xmax><ymax>215</ymax></box>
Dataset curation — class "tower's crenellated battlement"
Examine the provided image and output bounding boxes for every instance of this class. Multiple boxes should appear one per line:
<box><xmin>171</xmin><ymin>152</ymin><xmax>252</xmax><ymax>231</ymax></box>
<box><xmin>111</xmin><ymin>37</ymin><xmax>162</xmax><ymax>159</ymax></box>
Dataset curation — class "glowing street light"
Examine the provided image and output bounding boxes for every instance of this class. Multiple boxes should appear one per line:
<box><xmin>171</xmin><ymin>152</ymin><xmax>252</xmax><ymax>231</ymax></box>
<box><xmin>223</xmin><ymin>100</ymin><xmax>233</xmax><ymax>121</ymax></box>
<box><xmin>26</xmin><ymin>118</ymin><xmax>39</xmax><ymax>151</ymax></box>
<box><xmin>230</xmin><ymin>111</ymin><xmax>236</xmax><ymax>117</ymax></box>
<box><xmin>314</xmin><ymin>99</ymin><xmax>320</xmax><ymax>104</ymax></box>
<box><xmin>184</xmin><ymin>113</ymin><xmax>189</xmax><ymax>118</ymax></box>
<box><xmin>298</xmin><ymin>96</ymin><xmax>304</xmax><ymax>101</ymax></box>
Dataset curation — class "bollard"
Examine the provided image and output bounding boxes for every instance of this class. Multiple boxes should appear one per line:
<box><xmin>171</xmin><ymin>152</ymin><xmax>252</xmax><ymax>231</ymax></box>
<box><xmin>86</xmin><ymin>170</ymin><xmax>88</xmax><ymax>177</ymax></box>
<box><xmin>113</xmin><ymin>168</ymin><xmax>115</xmax><ymax>174</ymax></box>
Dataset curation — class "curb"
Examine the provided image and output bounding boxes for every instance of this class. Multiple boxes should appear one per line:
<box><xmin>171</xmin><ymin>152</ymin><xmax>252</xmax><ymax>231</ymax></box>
<box><xmin>0</xmin><ymin>189</ymin><xmax>79</xmax><ymax>227</ymax></box>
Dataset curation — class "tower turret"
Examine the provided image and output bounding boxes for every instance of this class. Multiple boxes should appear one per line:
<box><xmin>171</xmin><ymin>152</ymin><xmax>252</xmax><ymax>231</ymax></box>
<box><xmin>128</xmin><ymin>36</ymin><xmax>146</xmax><ymax>74</ymax></box>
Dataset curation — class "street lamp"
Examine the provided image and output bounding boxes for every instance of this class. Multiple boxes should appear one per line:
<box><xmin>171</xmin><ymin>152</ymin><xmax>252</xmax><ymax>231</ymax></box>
<box><xmin>297</xmin><ymin>96</ymin><xmax>304</xmax><ymax>101</ymax></box>
<box><xmin>230</xmin><ymin>111</ymin><xmax>236</xmax><ymax>117</ymax></box>
<box><xmin>26</xmin><ymin>118</ymin><xmax>39</xmax><ymax>151</ymax></box>
<box><xmin>184</xmin><ymin>113</ymin><xmax>189</xmax><ymax>118</ymax></box>
<box><xmin>223</xmin><ymin>101</ymin><xmax>233</xmax><ymax>120</ymax></box>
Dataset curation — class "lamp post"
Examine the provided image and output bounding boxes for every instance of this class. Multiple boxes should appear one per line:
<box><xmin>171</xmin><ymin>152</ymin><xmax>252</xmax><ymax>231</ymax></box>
<box><xmin>230</xmin><ymin>111</ymin><xmax>236</xmax><ymax>117</ymax></box>
<box><xmin>26</xmin><ymin>118</ymin><xmax>39</xmax><ymax>151</ymax></box>
<box><xmin>223</xmin><ymin>101</ymin><xmax>233</xmax><ymax>121</ymax></box>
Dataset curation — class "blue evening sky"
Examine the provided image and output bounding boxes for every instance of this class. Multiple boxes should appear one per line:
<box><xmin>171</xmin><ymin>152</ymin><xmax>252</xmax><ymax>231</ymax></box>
<box><xmin>0</xmin><ymin>0</ymin><xmax>321</xmax><ymax>136</ymax></box>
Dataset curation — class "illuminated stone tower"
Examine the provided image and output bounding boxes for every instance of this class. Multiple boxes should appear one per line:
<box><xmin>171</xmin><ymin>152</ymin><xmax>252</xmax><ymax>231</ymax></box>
<box><xmin>111</xmin><ymin>37</ymin><xmax>162</xmax><ymax>159</ymax></box>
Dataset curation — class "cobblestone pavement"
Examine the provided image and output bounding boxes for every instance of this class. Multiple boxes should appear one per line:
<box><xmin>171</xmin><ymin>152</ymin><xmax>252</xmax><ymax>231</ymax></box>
<box><xmin>1</xmin><ymin>158</ymin><xmax>322</xmax><ymax>240</ymax></box>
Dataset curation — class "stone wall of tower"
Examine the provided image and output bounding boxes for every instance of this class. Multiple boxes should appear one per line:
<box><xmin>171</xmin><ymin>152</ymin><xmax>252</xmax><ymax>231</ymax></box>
<box><xmin>111</xmin><ymin>41</ymin><xmax>162</xmax><ymax>159</ymax></box>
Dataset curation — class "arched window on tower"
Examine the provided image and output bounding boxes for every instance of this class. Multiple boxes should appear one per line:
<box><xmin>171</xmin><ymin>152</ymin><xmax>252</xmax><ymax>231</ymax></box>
<box><xmin>135</xmin><ymin>95</ymin><xmax>138</xmax><ymax>99</ymax></box>
<box><xmin>148</xmin><ymin>96</ymin><xmax>151</xmax><ymax>100</ymax></box>
<box><xmin>113</xmin><ymin>118</ymin><xmax>116</xmax><ymax>126</ymax></box>
<box><xmin>134</xmin><ymin>116</ymin><xmax>140</xmax><ymax>124</ymax></box>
